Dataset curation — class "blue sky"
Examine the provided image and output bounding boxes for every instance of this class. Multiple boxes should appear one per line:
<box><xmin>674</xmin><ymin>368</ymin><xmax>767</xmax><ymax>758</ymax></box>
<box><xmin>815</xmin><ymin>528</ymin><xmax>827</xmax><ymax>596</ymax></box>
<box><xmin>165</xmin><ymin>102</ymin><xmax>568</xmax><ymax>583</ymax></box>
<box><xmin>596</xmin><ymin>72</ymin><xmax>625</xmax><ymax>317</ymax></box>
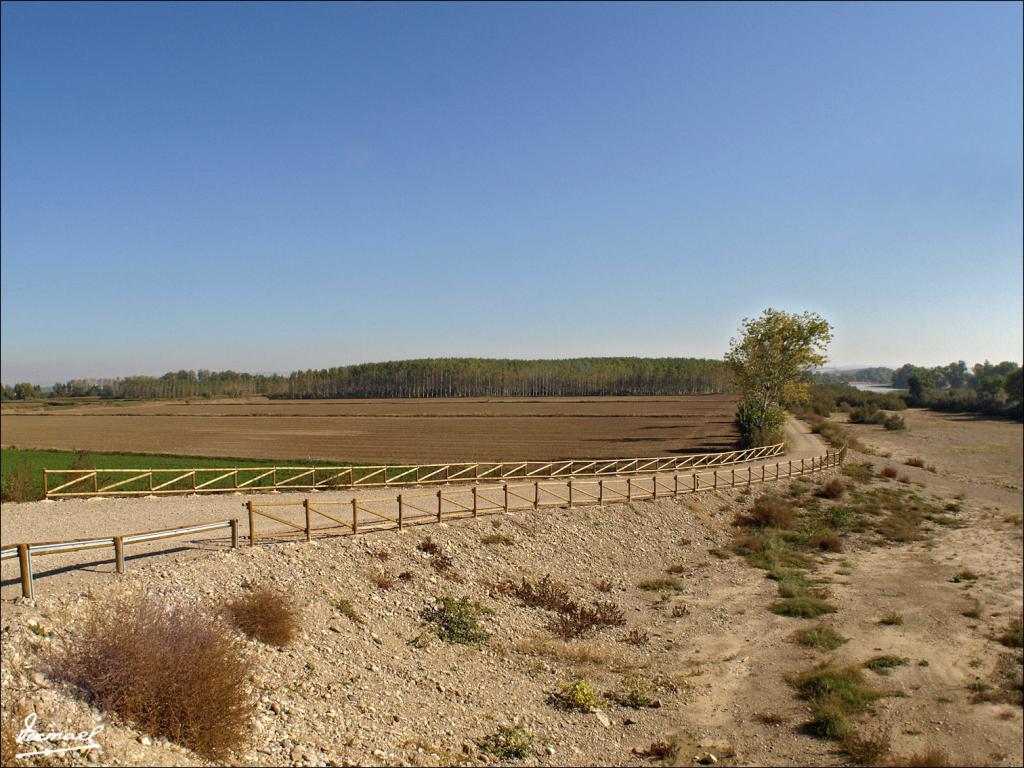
<box><xmin>2</xmin><ymin>1</ymin><xmax>1021</xmax><ymax>384</ymax></box>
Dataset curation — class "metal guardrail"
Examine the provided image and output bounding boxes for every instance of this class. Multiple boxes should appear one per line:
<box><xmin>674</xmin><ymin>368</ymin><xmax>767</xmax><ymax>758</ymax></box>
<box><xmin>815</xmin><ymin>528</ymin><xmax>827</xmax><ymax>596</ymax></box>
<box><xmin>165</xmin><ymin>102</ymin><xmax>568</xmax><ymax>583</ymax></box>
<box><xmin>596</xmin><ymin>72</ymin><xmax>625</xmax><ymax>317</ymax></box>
<box><xmin>41</xmin><ymin>443</ymin><xmax>785</xmax><ymax>499</ymax></box>
<box><xmin>1</xmin><ymin>520</ymin><xmax>238</xmax><ymax>599</ymax></box>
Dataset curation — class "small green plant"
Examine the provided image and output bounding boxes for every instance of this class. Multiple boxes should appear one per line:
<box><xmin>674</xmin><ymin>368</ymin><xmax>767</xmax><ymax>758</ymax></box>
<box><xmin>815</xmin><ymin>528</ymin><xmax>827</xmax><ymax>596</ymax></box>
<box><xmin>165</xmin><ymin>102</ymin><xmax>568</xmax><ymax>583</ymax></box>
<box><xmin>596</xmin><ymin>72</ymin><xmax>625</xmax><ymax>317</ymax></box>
<box><xmin>477</xmin><ymin>725</ymin><xmax>532</xmax><ymax>760</ymax></box>
<box><xmin>788</xmin><ymin>664</ymin><xmax>882</xmax><ymax>740</ymax></box>
<box><xmin>792</xmin><ymin>624</ymin><xmax>848</xmax><ymax>650</ymax></box>
<box><xmin>879</xmin><ymin>612</ymin><xmax>904</xmax><ymax>626</ymax></box>
<box><xmin>615</xmin><ymin>676</ymin><xmax>660</xmax><ymax>709</ymax></box>
<box><xmin>335</xmin><ymin>599</ymin><xmax>364</xmax><ymax>624</ymax></box>
<box><xmin>553</xmin><ymin>679</ymin><xmax>599</xmax><ymax>711</ymax></box>
<box><xmin>481</xmin><ymin>533</ymin><xmax>514</xmax><ymax>546</ymax></box>
<box><xmin>951</xmin><ymin>569</ymin><xmax>979</xmax><ymax>583</ymax></box>
<box><xmin>424</xmin><ymin>597</ymin><xmax>492</xmax><ymax>645</ymax></box>
<box><xmin>863</xmin><ymin>656</ymin><xmax>909</xmax><ymax>676</ymax></box>
<box><xmin>998</xmin><ymin>617</ymin><xmax>1023</xmax><ymax>649</ymax></box>
<box><xmin>638</xmin><ymin>577</ymin><xmax>684</xmax><ymax>592</ymax></box>
<box><xmin>769</xmin><ymin>597</ymin><xmax>837</xmax><ymax>619</ymax></box>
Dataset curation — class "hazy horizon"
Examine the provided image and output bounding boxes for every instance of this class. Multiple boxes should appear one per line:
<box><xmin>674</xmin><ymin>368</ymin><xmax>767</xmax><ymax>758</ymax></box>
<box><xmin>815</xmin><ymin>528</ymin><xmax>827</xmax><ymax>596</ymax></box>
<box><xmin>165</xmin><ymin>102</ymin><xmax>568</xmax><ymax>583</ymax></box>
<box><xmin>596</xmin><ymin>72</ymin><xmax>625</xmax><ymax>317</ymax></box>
<box><xmin>3</xmin><ymin>3</ymin><xmax>1022</xmax><ymax>384</ymax></box>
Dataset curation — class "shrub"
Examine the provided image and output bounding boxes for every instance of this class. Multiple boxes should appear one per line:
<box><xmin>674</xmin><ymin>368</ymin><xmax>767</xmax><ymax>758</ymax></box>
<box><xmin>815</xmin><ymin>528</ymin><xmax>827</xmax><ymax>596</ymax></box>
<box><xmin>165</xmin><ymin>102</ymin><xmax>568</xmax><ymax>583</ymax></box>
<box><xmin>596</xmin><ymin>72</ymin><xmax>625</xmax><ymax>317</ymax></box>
<box><xmin>549</xmin><ymin>600</ymin><xmax>626</xmax><ymax>640</ymax></box>
<box><xmin>336</xmin><ymin>599</ymin><xmax>364</xmax><ymax>624</ymax></box>
<box><xmin>503</xmin><ymin>575</ymin><xmax>574</xmax><ymax>612</ymax></box>
<box><xmin>878</xmin><ymin>612</ymin><xmax>904</xmax><ymax>626</ymax></box>
<box><xmin>424</xmin><ymin>596</ymin><xmax>492</xmax><ymax>645</ymax></box>
<box><xmin>883</xmin><ymin>414</ymin><xmax>906</xmax><ymax>431</ymax></box>
<box><xmin>951</xmin><ymin>569</ymin><xmax>978</xmax><ymax>583</ymax></box>
<box><xmin>999</xmin><ymin>617</ymin><xmax>1023</xmax><ymax>649</ymax></box>
<box><xmin>904</xmin><ymin>457</ymin><xmax>926</xmax><ymax>468</ymax></box>
<box><xmin>430</xmin><ymin>553</ymin><xmax>455</xmax><ymax>573</ymax></box>
<box><xmin>736</xmin><ymin>399</ymin><xmax>785</xmax><ymax>448</ymax></box>
<box><xmin>863</xmin><ymin>655</ymin><xmax>909</xmax><ymax>676</ymax></box>
<box><xmin>792</xmin><ymin>624</ymin><xmax>848</xmax><ymax>650</ymax></box>
<box><xmin>55</xmin><ymin>595</ymin><xmax>253</xmax><ymax>760</ymax></box>
<box><xmin>806</xmin><ymin>529</ymin><xmax>843</xmax><ymax>552</ymax></box>
<box><xmin>880</xmin><ymin>466</ymin><xmax>899</xmax><ymax>479</ymax></box>
<box><xmin>841</xmin><ymin>463</ymin><xmax>874</xmax><ymax>484</ymax></box>
<box><xmin>417</xmin><ymin>537</ymin><xmax>440</xmax><ymax>554</ymax></box>
<box><xmin>1</xmin><ymin>458</ymin><xmax>34</xmax><ymax>502</ymax></box>
<box><xmin>554</xmin><ymin>679</ymin><xmax>599</xmax><ymax>711</ymax></box>
<box><xmin>615</xmin><ymin>677</ymin><xmax>660</xmax><ymax>709</ymax></box>
<box><xmin>623</xmin><ymin>628</ymin><xmax>650</xmax><ymax>646</ymax></box>
<box><xmin>481</xmin><ymin>533</ymin><xmax>514</xmax><ymax>546</ymax></box>
<box><xmin>369</xmin><ymin>571</ymin><xmax>395</xmax><ymax>589</ymax></box>
<box><xmin>638</xmin><ymin>577</ymin><xmax>684</xmax><ymax>592</ymax></box>
<box><xmin>841</xmin><ymin>729</ymin><xmax>891</xmax><ymax>763</ymax></box>
<box><xmin>769</xmin><ymin>597</ymin><xmax>837</xmax><ymax>618</ymax></box>
<box><xmin>226</xmin><ymin>588</ymin><xmax>298</xmax><ymax>646</ymax></box>
<box><xmin>820</xmin><ymin>478</ymin><xmax>845</xmax><ymax>499</ymax></box>
<box><xmin>477</xmin><ymin>725</ymin><xmax>531</xmax><ymax>760</ymax></box>
<box><xmin>789</xmin><ymin>664</ymin><xmax>881</xmax><ymax>740</ymax></box>
<box><xmin>735</xmin><ymin>495</ymin><xmax>795</xmax><ymax>529</ymax></box>
<box><xmin>594</xmin><ymin>578</ymin><xmax>614</xmax><ymax>593</ymax></box>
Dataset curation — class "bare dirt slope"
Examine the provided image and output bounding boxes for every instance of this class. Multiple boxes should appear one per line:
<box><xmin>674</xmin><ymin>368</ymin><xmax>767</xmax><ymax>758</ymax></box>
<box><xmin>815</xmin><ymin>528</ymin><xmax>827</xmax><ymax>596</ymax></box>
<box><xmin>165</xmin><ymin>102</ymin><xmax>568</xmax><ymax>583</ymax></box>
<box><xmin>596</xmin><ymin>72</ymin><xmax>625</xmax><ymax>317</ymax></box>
<box><xmin>1</xmin><ymin>414</ymin><xmax>1020</xmax><ymax>767</ymax></box>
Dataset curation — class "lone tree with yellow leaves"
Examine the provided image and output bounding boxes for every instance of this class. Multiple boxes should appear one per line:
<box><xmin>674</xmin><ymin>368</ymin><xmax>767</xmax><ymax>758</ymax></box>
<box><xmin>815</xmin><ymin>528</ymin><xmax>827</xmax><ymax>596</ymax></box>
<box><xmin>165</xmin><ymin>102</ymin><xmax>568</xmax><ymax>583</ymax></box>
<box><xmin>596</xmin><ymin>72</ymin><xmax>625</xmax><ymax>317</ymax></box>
<box><xmin>725</xmin><ymin>309</ymin><xmax>833</xmax><ymax>447</ymax></box>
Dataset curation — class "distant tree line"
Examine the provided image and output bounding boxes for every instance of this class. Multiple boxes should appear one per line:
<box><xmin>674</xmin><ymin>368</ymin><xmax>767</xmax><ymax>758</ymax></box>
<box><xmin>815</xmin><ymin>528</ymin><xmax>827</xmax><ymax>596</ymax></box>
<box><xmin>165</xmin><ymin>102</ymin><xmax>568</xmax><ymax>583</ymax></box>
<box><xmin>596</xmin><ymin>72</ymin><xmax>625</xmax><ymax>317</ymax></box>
<box><xmin>1</xmin><ymin>357</ymin><xmax>731</xmax><ymax>401</ymax></box>
<box><xmin>815</xmin><ymin>367</ymin><xmax>895</xmax><ymax>385</ymax></box>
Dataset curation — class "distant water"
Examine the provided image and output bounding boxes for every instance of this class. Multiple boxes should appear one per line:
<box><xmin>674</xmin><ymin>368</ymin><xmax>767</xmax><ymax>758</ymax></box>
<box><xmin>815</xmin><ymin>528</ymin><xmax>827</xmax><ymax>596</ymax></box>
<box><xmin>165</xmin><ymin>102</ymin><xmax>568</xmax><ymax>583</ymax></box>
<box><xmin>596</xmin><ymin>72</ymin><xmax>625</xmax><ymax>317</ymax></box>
<box><xmin>849</xmin><ymin>382</ymin><xmax>906</xmax><ymax>393</ymax></box>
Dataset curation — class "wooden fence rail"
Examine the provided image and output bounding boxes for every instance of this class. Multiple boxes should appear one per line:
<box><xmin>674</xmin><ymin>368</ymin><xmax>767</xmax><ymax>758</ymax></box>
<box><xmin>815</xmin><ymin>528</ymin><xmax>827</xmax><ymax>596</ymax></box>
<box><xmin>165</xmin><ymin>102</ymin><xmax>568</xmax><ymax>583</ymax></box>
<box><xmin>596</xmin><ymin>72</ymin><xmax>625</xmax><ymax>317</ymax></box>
<box><xmin>6</xmin><ymin>446</ymin><xmax>843</xmax><ymax>599</ymax></box>
<box><xmin>41</xmin><ymin>443</ymin><xmax>785</xmax><ymax>499</ymax></box>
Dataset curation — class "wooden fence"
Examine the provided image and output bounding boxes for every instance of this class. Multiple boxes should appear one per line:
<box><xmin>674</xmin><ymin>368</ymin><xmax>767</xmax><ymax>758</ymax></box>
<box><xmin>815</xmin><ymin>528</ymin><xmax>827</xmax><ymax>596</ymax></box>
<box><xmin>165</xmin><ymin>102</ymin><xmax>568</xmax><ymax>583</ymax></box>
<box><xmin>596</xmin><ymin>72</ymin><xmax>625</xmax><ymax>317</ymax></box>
<box><xmin>41</xmin><ymin>443</ymin><xmax>785</xmax><ymax>499</ymax></box>
<box><xmin>4</xmin><ymin>446</ymin><xmax>843</xmax><ymax>599</ymax></box>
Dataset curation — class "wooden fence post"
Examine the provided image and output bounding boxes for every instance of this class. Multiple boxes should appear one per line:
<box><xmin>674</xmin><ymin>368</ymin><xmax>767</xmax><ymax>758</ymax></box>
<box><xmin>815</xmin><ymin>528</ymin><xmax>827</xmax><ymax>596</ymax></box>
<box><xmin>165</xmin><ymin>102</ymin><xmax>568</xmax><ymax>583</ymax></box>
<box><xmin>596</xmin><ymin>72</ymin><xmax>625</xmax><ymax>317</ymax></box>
<box><xmin>598</xmin><ymin>479</ymin><xmax>604</xmax><ymax>506</ymax></box>
<box><xmin>114</xmin><ymin>536</ymin><xmax>124</xmax><ymax>574</ymax></box>
<box><xmin>230</xmin><ymin>518</ymin><xmax>239</xmax><ymax>548</ymax></box>
<box><xmin>303</xmin><ymin>499</ymin><xmax>312</xmax><ymax>542</ymax></box>
<box><xmin>731</xmin><ymin>468</ymin><xmax>736</xmax><ymax>487</ymax></box>
<box><xmin>437</xmin><ymin>490</ymin><xmax>443</xmax><ymax>522</ymax></box>
<box><xmin>534</xmin><ymin>482</ymin><xmax>539</xmax><ymax>510</ymax></box>
<box><xmin>503</xmin><ymin>483</ymin><xmax>509</xmax><ymax>512</ymax></box>
<box><xmin>247</xmin><ymin>500</ymin><xmax>256</xmax><ymax>546</ymax></box>
<box><xmin>43</xmin><ymin>471</ymin><xmax>48</xmax><ymax>499</ymax></box>
<box><xmin>713</xmin><ymin>470</ymin><xmax>718</xmax><ymax>490</ymax></box>
<box><xmin>567</xmin><ymin>480</ymin><xmax>573</xmax><ymax>508</ymax></box>
<box><xmin>352</xmin><ymin>497</ymin><xmax>359</xmax><ymax>534</ymax></box>
<box><xmin>748</xmin><ymin>467</ymin><xmax>753</xmax><ymax>487</ymax></box>
<box><xmin>674</xmin><ymin>474</ymin><xmax>679</xmax><ymax>496</ymax></box>
<box><xmin>18</xmin><ymin>544</ymin><xmax>33</xmax><ymax>599</ymax></box>
<box><xmin>397</xmin><ymin>494</ymin><xmax>404</xmax><ymax>530</ymax></box>
<box><xmin>801</xmin><ymin>458</ymin><xmax>805</xmax><ymax>475</ymax></box>
<box><xmin>693</xmin><ymin>472</ymin><xmax>698</xmax><ymax>492</ymax></box>
<box><xmin>472</xmin><ymin>486</ymin><xmax>478</xmax><ymax>517</ymax></box>
<box><xmin>651</xmin><ymin>476</ymin><xmax>657</xmax><ymax>500</ymax></box>
<box><xmin>627</xmin><ymin>478</ymin><xmax>632</xmax><ymax>502</ymax></box>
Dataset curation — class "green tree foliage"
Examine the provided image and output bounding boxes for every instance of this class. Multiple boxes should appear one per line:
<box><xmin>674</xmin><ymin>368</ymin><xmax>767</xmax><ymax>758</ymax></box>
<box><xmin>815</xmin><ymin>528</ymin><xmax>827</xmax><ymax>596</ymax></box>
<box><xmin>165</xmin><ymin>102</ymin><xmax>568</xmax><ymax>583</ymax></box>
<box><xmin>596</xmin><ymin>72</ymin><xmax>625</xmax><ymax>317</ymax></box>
<box><xmin>18</xmin><ymin>358</ymin><xmax>730</xmax><ymax>401</ymax></box>
<box><xmin>725</xmin><ymin>309</ymin><xmax>833</xmax><ymax>446</ymax></box>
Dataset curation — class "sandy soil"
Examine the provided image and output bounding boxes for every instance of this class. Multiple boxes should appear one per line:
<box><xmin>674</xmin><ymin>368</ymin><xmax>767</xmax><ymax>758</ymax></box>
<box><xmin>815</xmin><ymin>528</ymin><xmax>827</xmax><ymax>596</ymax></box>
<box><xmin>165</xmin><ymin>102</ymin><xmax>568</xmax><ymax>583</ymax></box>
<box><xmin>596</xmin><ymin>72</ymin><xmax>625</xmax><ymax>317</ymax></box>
<box><xmin>1</xmin><ymin>413</ymin><xmax>1020</xmax><ymax>767</ymax></box>
<box><xmin>0</xmin><ymin>397</ymin><xmax>740</xmax><ymax>463</ymax></box>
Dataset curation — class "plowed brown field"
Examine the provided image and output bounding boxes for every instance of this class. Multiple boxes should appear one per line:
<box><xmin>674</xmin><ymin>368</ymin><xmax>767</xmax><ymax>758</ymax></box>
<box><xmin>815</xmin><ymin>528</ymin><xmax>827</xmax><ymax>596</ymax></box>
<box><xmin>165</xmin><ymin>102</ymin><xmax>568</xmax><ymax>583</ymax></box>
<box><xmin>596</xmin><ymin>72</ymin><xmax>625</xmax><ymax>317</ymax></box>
<box><xmin>0</xmin><ymin>395</ymin><xmax>739</xmax><ymax>462</ymax></box>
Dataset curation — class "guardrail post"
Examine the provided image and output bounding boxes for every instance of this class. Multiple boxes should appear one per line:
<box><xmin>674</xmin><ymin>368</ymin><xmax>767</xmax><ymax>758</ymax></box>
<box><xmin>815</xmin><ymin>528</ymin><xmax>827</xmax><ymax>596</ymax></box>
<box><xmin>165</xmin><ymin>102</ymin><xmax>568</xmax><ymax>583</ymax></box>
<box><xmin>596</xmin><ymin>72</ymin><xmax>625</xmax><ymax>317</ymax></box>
<box><xmin>247</xmin><ymin>501</ymin><xmax>256</xmax><ymax>546</ymax></box>
<box><xmin>397</xmin><ymin>495</ymin><xmax>404</xmax><ymax>530</ymax></box>
<box><xmin>352</xmin><ymin>498</ymin><xmax>359</xmax><ymax>534</ymax></box>
<box><xmin>567</xmin><ymin>480</ymin><xmax>573</xmax><ymax>508</ymax></box>
<box><xmin>230</xmin><ymin>518</ymin><xmax>239</xmax><ymax>548</ymax></box>
<box><xmin>437</xmin><ymin>490</ymin><xmax>443</xmax><ymax>522</ymax></box>
<box><xmin>114</xmin><ymin>536</ymin><xmax>124</xmax><ymax>574</ymax></box>
<box><xmin>303</xmin><ymin>499</ymin><xmax>312</xmax><ymax>542</ymax></box>
<box><xmin>18</xmin><ymin>544</ymin><xmax>33</xmax><ymax>599</ymax></box>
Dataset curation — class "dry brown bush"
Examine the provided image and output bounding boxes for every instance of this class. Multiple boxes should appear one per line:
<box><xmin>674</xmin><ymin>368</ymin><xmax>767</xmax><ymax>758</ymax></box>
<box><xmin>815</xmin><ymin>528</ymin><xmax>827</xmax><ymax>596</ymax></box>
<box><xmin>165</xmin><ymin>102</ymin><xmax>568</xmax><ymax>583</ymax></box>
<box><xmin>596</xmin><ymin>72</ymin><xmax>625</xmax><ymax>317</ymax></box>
<box><xmin>904</xmin><ymin>457</ymin><xmax>926</xmax><ymax>468</ymax></box>
<box><xmin>550</xmin><ymin>600</ymin><xmax>626</xmax><ymax>640</ymax></box>
<box><xmin>53</xmin><ymin>595</ymin><xmax>253</xmax><ymax>760</ymax></box>
<box><xmin>880</xmin><ymin>466</ymin><xmax>899</xmax><ymax>479</ymax></box>
<box><xmin>226</xmin><ymin>587</ymin><xmax>298</xmax><ymax>646</ymax></box>
<box><xmin>821</xmin><ymin>478</ymin><xmax>846</xmax><ymax>499</ymax></box>
<box><xmin>417</xmin><ymin>537</ymin><xmax>441</xmax><ymax>554</ymax></box>
<box><xmin>369</xmin><ymin>571</ymin><xmax>395</xmax><ymax>589</ymax></box>
<box><xmin>735</xmin><ymin>495</ymin><xmax>795</xmax><ymax>529</ymax></box>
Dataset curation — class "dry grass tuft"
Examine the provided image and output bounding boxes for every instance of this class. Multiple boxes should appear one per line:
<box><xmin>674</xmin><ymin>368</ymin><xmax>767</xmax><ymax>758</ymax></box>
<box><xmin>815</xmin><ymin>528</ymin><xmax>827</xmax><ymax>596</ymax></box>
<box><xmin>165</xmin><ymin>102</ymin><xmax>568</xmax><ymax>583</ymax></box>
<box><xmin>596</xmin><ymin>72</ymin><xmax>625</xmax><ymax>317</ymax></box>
<box><xmin>369</xmin><ymin>570</ymin><xmax>395</xmax><ymax>589</ymax></box>
<box><xmin>841</xmin><ymin>729</ymin><xmax>890</xmax><ymax>764</ymax></box>
<box><xmin>904</xmin><ymin>457</ymin><xmax>926</xmax><ymax>468</ymax></box>
<box><xmin>880</xmin><ymin>466</ymin><xmax>899</xmax><ymax>479</ymax></box>
<box><xmin>417</xmin><ymin>536</ymin><xmax>441</xmax><ymax>554</ymax></box>
<box><xmin>594</xmin><ymin>577</ymin><xmax>614</xmax><ymax>593</ymax></box>
<box><xmin>879</xmin><ymin>611</ymin><xmax>904</xmax><ymax>626</ymax></box>
<box><xmin>481</xmin><ymin>533</ymin><xmax>515</xmax><ymax>546</ymax></box>
<box><xmin>54</xmin><ymin>595</ymin><xmax>253</xmax><ymax>760</ymax></box>
<box><xmin>227</xmin><ymin>587</ymin><xmax>298</xmax><ymax>646</ymax></box>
